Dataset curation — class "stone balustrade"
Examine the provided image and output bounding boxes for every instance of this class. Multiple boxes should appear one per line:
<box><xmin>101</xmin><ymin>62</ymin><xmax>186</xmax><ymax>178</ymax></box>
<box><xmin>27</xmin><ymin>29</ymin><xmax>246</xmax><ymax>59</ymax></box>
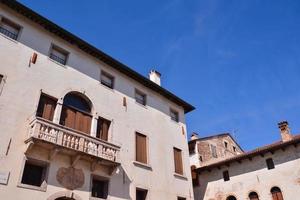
<box><xmin>27</xmin><ymin>117</ymin><xmax>120</xmax><ymax>163</ymax></box>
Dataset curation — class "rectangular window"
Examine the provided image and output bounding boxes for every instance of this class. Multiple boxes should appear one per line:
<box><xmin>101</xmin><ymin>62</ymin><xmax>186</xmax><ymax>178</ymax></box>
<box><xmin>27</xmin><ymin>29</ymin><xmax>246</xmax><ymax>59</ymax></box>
<box><xmin>266</xmin><ymin>158</ymin><xmax>275</xmax><ymax>170</ymax></box>
<box><xmin>136</xmin><ymin>188</ymin><xmax>148</xmax><ymax>200</ymax></box>
<box><xmin>100</xmin><ymin>71</ymin><xmax>114</xmax><ymax>89</ymax></box>
<box><xmin>174</xmin><ymin>147</ymin><xmax>183</xmax><ymax>175</ymax></box>
<box><xmin>188</xmin><ymin>142</ymin><xmax>196</xmax><ymax>154</ymax></box>
<box><xmin>37</xmin><ymin>93</ymin><xmax>57</xmax><ymax>121</ymax></box>
<box><xmin>49</xmin><ymin>44</ymin><xmax>68</xmax><ymax>65</ymax></box>
<box><xmin>233</xmin><ymin>146</ymin><xmax>236</xmax><ymax>152</ymax></box>
<box><xmin>136</xmin><ymin>132</ymin><xmax>147</xmax><ymax>164</ymax></box>
<box><xmin>178</xmin><ymin>197</ymin><xmax>186</xmax><ymax>200</ymax></box>
<box><xmin>170</xmin><ymin>109</ymin><xmax>179</xmax><ymax>122</ymax></box>
<box><xmin>21</xmin><ymin>160</ymin><xmax>47</xmax><ymax>187</ymax></box>
<box><xmin>96</xmin><ymin>117</ymin><xmax>111</xmax><ymax>141</ymax></box>
<box><xmin>211</xmin><ymin>144</ymin><xmax>217</xmax><ymax>158</ymax></box>
<box><xmin>223</xmin><ymin>170</ymin><xmax>230</xmax><ymax>181</ymax></box>
<box><xmin>199</xmin><ymin>155</ymin><xmax>203</xmax><ymax>162</ymax></box>
<box><xmin>91</xmin><ymin>177</ymin><xmax>109</xmax><ymax>199</ymax></box>
<box><xmin>224</xmin><ymin>141</ymin><xmax>228</xmax><ymax>149</ymax></box>
<box><xmin>0</xmin><ymin>17</ymin><xmax>20</xmax><ymax>40</ymax></box>
<box><xmin>135</xmin><ymin>90</ymin><xmax>146</xmax><ymax>106</ymax></box>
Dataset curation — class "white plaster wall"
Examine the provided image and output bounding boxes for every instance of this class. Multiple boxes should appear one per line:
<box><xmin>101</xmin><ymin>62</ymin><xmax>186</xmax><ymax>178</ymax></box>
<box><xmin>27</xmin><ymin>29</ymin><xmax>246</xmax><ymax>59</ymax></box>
<box><xmin>194</xmin><ymin>145</ymin><xmax>300</xmax><ymax>200</ymax></box>
<box><xmin>0</xmin><ymin>5</ymin><xmax>194</xmax><ymax>200</ymax></box>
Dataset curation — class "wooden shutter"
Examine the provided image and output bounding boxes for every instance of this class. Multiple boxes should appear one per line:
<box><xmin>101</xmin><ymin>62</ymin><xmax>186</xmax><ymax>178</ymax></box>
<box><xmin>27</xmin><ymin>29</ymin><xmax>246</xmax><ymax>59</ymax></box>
<box><xmin>174</xmin><ymin>148</ymin><xmax>183</xmax><ymax>175</ymax></box>
<box><xmin>37</xmin><ymin>94</ymin><xmax>57</xmax><ymax>121</ymax></box>
<box><xmin>96</xmin><ymin>118</ymin><xmax>111</xmax><ymax>141</ymax></box>
<box><xmin>272</xmin><ymin>191</ymin><xmax>284</xmax><ymax>200</ymax></box>
<box><xmin>136</xmin><ymin>133</ymin><xmax>147</xmax><ymax>164</ymax></box>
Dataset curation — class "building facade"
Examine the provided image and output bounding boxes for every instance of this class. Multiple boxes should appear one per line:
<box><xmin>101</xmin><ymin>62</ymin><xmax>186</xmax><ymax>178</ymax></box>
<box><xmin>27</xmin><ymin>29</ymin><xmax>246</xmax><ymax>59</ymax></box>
<box><xmin>0</xmin><ymin>1</ymin><xmax>195</xmax><ymax>200</ymax></box>
<box><xmin>191</xmin><ymin>121</ymin><xmax>300</xmax><ymax>200</ymax></box>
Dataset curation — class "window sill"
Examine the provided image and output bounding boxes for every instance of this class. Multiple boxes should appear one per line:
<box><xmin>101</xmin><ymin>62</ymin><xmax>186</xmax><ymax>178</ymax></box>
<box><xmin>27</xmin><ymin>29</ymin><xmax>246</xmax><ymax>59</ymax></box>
<box><xmin>48</xmin><ymin>57</ymin><xmax>67</xmax><ymax>68</ymax></box>
<box><xmin>0</xmin><ymin>33</ymin><xmax>19</xmax><ymax>43</ymax></box>
<box><xmin>174</xmin><ymin>173</ymin><xmax>188</xmax><ymax>180</ymax></box>
<box><xmin>133</xmin><ymin>161</ymin><xmax>152</xmax><ymax>171</ymax></box>
<box><xmin>17</xmin><ymin>182</ymin><xmax>47</xmax><ymax>192</ymax></box>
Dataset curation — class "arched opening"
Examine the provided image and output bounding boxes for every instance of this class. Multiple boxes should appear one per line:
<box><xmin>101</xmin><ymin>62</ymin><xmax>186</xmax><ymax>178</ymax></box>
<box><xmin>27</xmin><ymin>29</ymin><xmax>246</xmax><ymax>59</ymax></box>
<box><xmin>249</xmin><ymin>192</ymin><xmax>259</xmax><ymax>200</ymax></box>
<box><xmin>271</xmin><ymin>187</ymin><xmax>284</xmax><ymax>200</ymax></box>
<box><xmin>226</xmin><ymin>195</ymin><xmax>237</xmax><ymax>200</ymax></box>
<box><xmin>60</xmin><ymin>92</ymin><xmax>92</xmax><ymax>134</ymax></box>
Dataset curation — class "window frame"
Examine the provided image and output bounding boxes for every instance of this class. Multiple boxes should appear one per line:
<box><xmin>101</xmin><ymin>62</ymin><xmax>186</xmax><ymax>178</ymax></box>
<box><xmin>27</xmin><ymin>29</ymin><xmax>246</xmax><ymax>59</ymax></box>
<box><xmin>0</xmin><ymin>16</ymin><xmax>22</xmax><ymax>41</ymax></box>
<box><xmin>170</xmin><ymin>108</ymin><xmax>179</xmax><ymax>122</ymax></box>
<box><xmin>100</xmin><ymin>70</ymin><xmax>115</xmax><ymax>89</ymax></box>
<box><xmin>173</xmin><ymin>147</ymin><xmax>184</xmax><ymax>175</ymax></box>
<box><xmin>36</xmin><ymin>92</ymin><xmax>58</xmax><ymax>121</ymax></box>
<box><xmin>48</xmin><ymin>43</ymin><xmax>69</xmax><ymax>66</ymax></box>
<box><xmin>266</xmin><ymin>158</ymin><xmax>275</xmax><ymax>170</ymax></box>
<box><xmin>136</xmin><ymin>187</ymin><xmax>148</xmax><ymax>200</ymax></box>
<box><xmin>90</xmin><ymin>174</ymin><xmax>110</xmax><ymax>199</ymax></box>
<box><xmin>135</xmin><ymin>89</ymin><xmax>147</xmax><ymax>106</ymax></box>
<box><xmin>17</xmin><ymin>157</ymin><xmax>49</xmax><ymax>192</ymax></box>
<box><xmin>223</xmin><ymin>170</ymin><xmax>230</xmax><ymax>182</ymax></box>
<box><xmin>135</xmin><ymin>132</ymin><xmax>148</xmax><ymax>165</ymax></box>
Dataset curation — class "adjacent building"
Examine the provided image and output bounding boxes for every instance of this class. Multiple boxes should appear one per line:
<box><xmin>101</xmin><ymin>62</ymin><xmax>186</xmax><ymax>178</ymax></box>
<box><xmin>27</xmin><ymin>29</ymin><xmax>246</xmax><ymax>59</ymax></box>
<box><xmin>0</xmin><ymin>1</ymin><xmax>195</xmax><ymax>200</ymax></box>
<box><xmin>190</xmin><ymin>121</ymin><xmax>300</xmax><ymax>200</ymax></box>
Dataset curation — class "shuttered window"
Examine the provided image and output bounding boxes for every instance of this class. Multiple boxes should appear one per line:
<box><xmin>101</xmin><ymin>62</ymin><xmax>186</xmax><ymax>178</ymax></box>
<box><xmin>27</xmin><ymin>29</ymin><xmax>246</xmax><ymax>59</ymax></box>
<box><xmin>136</xmin><ymin>132</ymin><xmax>147</xmax><ymax>164</ymax></box>
<box><xmin>271</xmin><ymin>187</ymin><xmax>284</xmax><ymax>200</ymax></box>
<box><xmin>0</xmin><ymin>17</ymin><xmax>20</xmax><ymax>40</ymax></box>
<box><xmin>96</xmin><ymin>117</ymin><xmax>111</xmax><ymax>141</ymax></box>
<box><xmin>37</xmin><ymin>93</ymin><xmax>57</xmax><ymax>121</ymax></box>
<box><xmin>174</xmin><ymin>147</ymin><xmax>183</xmax><ymax>175</ymax></box>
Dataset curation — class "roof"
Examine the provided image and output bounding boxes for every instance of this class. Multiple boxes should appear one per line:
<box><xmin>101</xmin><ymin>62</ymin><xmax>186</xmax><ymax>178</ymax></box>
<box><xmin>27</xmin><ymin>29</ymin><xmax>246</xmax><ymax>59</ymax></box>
<box><xmin>195</xmin><ymin>134</ymin><xmax>300</xmax><ymax>173</ymax></box>
<box><xmin>0</xmin><ymin>0</ymin><xmax>195</xmax><ymax>113</ymax></box>
<box><xmin>189</xmin><ymin>133</ymin><xmax>244</xmax><ymax>152</ymax></box>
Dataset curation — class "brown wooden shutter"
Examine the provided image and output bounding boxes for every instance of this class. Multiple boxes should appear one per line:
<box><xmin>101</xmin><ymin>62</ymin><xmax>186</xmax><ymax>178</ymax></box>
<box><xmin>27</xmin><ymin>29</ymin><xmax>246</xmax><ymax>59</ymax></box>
<box><xmin>174</xmin><ymin>148</ymin><xmax>183</xmax><ymax>175</ymax></box>
<box><xmin>96</xmin><ymin>118</ymin><xmax>111</xmax><ymax>141</ymax></box>
<box><xmin>136</xmin><ymin>133</ymin><xmax>147</xmax><ymax>164</ymax></box>
<box><xmin>37</xmin><ymin>93</ymin><xmax>57</xmax><ymax>121</ymax></box>
<box><xmin>64</xmin><ymin>107</ymin><xmax>76</xmax><ymax>129</ymax></box>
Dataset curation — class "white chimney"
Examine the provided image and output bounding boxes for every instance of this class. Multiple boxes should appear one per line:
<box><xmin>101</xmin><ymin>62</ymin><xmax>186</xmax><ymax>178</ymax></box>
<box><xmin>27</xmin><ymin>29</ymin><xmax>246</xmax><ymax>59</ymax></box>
<box><xmin>149</xmin><ymin>70</ymin><xmax>161</xmax><ymax>86</ymax></box>
<box><xmin>278</xmin><ymin>121</ymin><xmax>293</xmax><ymax>142</ymax></box>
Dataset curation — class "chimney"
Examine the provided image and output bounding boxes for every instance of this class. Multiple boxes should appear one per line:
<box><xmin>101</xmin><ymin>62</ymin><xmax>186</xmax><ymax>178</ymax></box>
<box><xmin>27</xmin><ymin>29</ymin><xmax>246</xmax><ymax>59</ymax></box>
<box><xmin>278</xmin><ymin>121</ymin><xmax>293</xmax><ymax>142</ymax></box>
<box><xmin>191</xmin><ymin>132</ymin><xmax>199</xmax><ymax>141</ymax></box>
<box><xmin>149</xmin><ymin>70</ymin><xmax>161</xmax><ymax>86</ymax></box>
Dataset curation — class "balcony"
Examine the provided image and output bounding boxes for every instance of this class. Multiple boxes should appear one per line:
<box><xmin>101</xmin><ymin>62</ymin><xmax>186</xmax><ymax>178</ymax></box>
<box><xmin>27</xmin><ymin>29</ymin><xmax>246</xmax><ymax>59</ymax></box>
<box><xmin>25</xmin><ymin>117</ymin><xmax>121</xmax><ymax>168</ymax></box>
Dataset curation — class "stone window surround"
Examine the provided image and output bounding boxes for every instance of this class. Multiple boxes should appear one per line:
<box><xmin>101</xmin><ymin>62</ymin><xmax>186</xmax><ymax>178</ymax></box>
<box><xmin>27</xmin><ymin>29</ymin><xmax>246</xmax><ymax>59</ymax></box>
<box><xmin>17</xmin><ymin>156</ymin><xmax>50</xmax><ymax>192</ymax></box>
<box><xmin>35</xmin><ymin>89</ymin><xmax>114</xmax><ymax>142</ymax></box>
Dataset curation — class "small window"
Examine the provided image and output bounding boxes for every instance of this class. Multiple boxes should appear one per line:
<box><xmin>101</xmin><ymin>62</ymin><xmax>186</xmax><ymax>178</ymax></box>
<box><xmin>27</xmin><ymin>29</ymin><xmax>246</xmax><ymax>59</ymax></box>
<box><xmin>249</xmin><ymin>192</ymin><xmax>259</xmax><ymax>200</ymax></box>
<box><xmin>0</xmin><ymin>74</ymin><xmax>3</xmax><ymax>83</ymax></box>
<box><xmin>37</xmin><ymin>93</ymin><xmax>57</xmax><ymax>121</ymax></box>
<box><xmin>100</xmin><ymin>71</ymin><xmax>114</xmax><ymax>89</ymax></box>
<box><xmin>226</xmin><ymin>196</ymin><xmax>236</xmax><ymax>200</ymax></box>
<box><xmin>188</xmin><ymin>142</ymin><xmax>196</xmax><ymax>154</ymax></box>
<box><xmin>0</xmin><ymin>17</ymin><xmax>21</xmax><ymax>40</ymax></box>
<box><xmin>96</xmin><ymin>117</ymin><xmax>111</xmax><ymax>141</ymax></box>
<box><xmin>178</xmin><ymin>197</ymin><xmax>186</xmax><ymax>200</ymax></box>
<box><xmin>233</xmin><ymin>146</ymin><xmax>236</xmax><ymax>152</ymax></box>
<box><xmin>136</xmin><ymin>188</ymin><xmax>148</xmax><ymax>200</ymax></box>
<box><xmin>174</xmin><ymin>147</ymin><xmax>183</xmax><ymax>175</ymax></box>
<box><xmin>211</xmin><ymin>144</ymin><xmax>217</xmax><ymax>158</ymax></box>
<box><xmin>49</xmin><ymin>44</ymin><xmax>68</xmax><ymax>65</ymax></box>
<box><xmin>91</xmin><ymin>177</ymin><xmax>109</xmax><ymax>199</ymax></box>
<box><xmin>21</xmin><ymin>159</ymin><xmax>47</xmax><ymax>187</ymax></box>
<box><xmin>223</xmin><ymin>170</ymin><xmax>230</xmax><ymax>181</ymax></box>
<box><xmin>135</xmin><ymin>90</ymin><xmax>146</xmax><ymax>106</ymax></box>
<box><xmin>266</xmin><ymin>158</ymin><xmax>275</xmax><ymax>170</ymax></box>
<box><xmin>191</xmin><ymin>166</ymin><xmax>199</xmax><ymax>187</ymax></box>
<box><xmin>199</xmin><ymin>155</ymin><xmax>203</xmax><ymax>162</ymax></box>
<box><xmin>170</xmin><ymin>109</ymin><xmax>179</xmax><ymax>122</ymax></box>
<box><xmin>224</xmin><ymin>141</ymin><xmax>228</xmax><ymax>148</ymax></box>
<box><xmin>136</xmin><ymin>132</ymin><xmax>147</xmax><ymax>164</ymax></box>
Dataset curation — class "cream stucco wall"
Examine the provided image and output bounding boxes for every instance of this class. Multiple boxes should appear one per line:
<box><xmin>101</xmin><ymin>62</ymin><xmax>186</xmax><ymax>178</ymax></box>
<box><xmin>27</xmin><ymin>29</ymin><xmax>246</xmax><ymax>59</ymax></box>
<box><xmin>0</xmin><ymin>5</ymin><xmax>194</xmax><ymax>200</ymax></box>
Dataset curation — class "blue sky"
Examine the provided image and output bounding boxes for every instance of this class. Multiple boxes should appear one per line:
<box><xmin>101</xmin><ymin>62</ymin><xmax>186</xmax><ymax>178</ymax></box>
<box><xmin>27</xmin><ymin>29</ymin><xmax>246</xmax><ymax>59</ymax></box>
<box><xmin>19</xmin><ymin>0</ymin><xmax>300</xmax><ymax>150</ymax></box>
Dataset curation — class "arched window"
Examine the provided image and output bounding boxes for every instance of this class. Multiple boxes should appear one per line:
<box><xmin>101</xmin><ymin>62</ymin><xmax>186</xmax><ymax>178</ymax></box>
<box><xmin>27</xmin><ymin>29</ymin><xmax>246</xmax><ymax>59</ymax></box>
<box><xmin>271</xmin><ymin>187</ymin><xmax>284</xmax><ymax>200</ymax></box>
<box><xmin>226</xmin><ymin>195</ymin><xmax>237</xmax><ymax>200</ymax></box>
<box><xmin>60</xmin><ymin>92</ymin><xmax>92</xmax><ymax>134</ymax></box>
<box><xmin>249</xmin><ymin>192</ymin><xmax>259</xmax><ymax>200</ymax></box>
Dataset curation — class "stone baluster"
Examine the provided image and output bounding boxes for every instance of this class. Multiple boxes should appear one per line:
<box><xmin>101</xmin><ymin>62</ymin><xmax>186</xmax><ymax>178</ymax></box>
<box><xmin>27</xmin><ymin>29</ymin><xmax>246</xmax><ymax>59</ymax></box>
<box><xmin>32</xmin><ymin>121</ymin><xmax>41</xmax><ymax>138</ymax></box>
<box><xmin>78</xmin><ymin>138</ymin><xmax>85</xmax><ymax>151</ymax></box>
<box><xmin>57</xmin><ymin>131</ymin><xmax>63</xmax><ymax>145</ymax></box>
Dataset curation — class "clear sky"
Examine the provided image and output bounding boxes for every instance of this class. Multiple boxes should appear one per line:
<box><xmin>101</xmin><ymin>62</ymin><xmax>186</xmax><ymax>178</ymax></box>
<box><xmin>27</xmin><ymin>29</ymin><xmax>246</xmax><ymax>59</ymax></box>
<box><xmin>19</xmin><ymin>0</ymin><xmax>300</xmax><ymax>151</ymax></box>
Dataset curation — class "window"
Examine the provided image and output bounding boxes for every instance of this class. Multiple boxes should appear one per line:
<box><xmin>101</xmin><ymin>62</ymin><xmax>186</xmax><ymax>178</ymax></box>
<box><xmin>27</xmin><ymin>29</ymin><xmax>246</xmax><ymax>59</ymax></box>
<box><xmin>226</xmin><ymin>196</ymin><xmax>236</xmax><ymax>200</ymax></box>
<box><xmin>100</xmin><ymin>71</ymin><xmax>114</xmax><ymax>89</ymax></box>
<box><xmin>91</xmin><ymin>177</ymin><xmax>109</xmax><ymax>199</ymax></box>
<box><xmin>233</xmin><ymin>146</ymin><xmax>236</xmax><ymax>152</ymax></box>
<box><xmin>21</xmin><ymin>159</ymin><xmax>47</xmax><ymax>187</ymax></box>
<box><xmin>249</xmin><ymin>192</ymin><xmax>259</xmax><ymax>200</ymax></box>
<box><xmin>136</xmin><ymin>188</ymin><xmax>147</xmax><ymax>200</ymax></box>
<box><xmin>60</xmin><ymin>92</ymin><xmax>92</xmax><ymax>134</ymax></box>
<box><xmin>36</xmin><ymin>93</ymin><xmax>57</xmax><ymax>121</ymax></box>
<box><xmin>188</xmin><ymin>142</ymin><xmax>195</xmax><ymax>154</ymax></box>
<box><xmin>96</xmin><ymin>117</ymin><xmax>111</xmax><ymax>141</ymax></box>
<box><xmin>199</xmin><ymin>155</ymin><xmax>203</xmax><ymax>162</ymax></box>
<box><xmin>271</xmin><ymin>187</ymin><xmax>284</xmax><ymax>200</ymax></box>
<box><xmin>266</xmin><ymin>158</ymin><xmax>275</xmax><ymax>170</ymax></box>
<box><xmin>224</xmin><ymin>141</ymin><xmax>228</xmax><ymax>148</ymax></box>
<box><xmin>135</xmin><ymin>90</ymin><xmax>146</xmax><ymax>106</ymax></box>
<box><xmin>191</xmin><ymin>166</ymin><xmax>199</xmax><ymax>187</ymax></box>
<box><xmin>170</xmin><ymin>109</ymin><xmax>179</xmax><ymax>122</ymax></box>
<box><xmin>135</xmin><ymin>132</ymin><xmax>147</xmax><ymax>164</ymax></box>
<box><xmin>0</xmin><ymin>17</ymin><xmax>20</xmax><ymax>40</ymax></box>
<box><xmin>210</xmin><ymin>144</ymin><xmax>217</xmax><ymax>158</ymax></box>
<box><xmin>178</xmin><ymin>197</ymin><xmax>186</xmax><ymax>200</ymax></box>
<box><xmin>0</xmin><ymin>74</ymin><xmax>3</xmax><ymax>83</ymax></box>
<box><xmin>174</xmin><ymin>147</ymin><xmax>183</xmax><ymax>175</ymax></box>
<box><xmin>223</xmin><ymin>170</ymin><xmax>230</xmax><ymax>181</ymax></box>
<box><xmin>49</xmin><ymin>44</ymin><xmax>68</xmax><ymax>65</ymax></box>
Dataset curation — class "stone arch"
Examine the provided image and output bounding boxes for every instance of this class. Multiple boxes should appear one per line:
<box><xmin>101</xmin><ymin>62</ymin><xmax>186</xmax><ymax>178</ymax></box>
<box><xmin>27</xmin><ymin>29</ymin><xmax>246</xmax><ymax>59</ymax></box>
<box><xmin>47</xmin><ymin>191</ymin><xmax>82</xmax><ymax>200</ymax></box>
